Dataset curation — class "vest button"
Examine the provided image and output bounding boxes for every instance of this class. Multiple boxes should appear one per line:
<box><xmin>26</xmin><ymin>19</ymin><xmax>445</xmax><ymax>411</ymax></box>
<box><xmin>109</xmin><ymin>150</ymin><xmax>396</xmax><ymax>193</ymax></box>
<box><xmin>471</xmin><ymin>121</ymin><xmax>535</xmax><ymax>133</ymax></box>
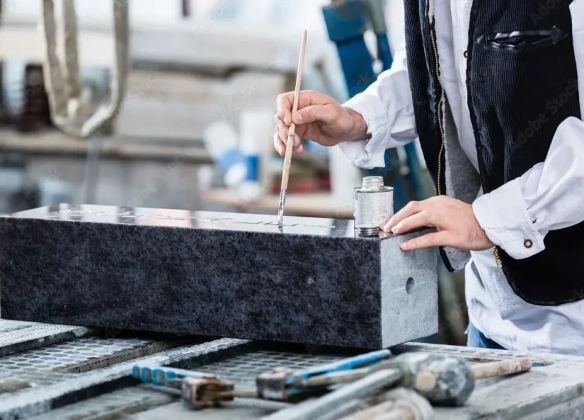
<box><xmin>524</xmin><ymin>239</ymin><xmax>533</xmax><ymax>249</ymax></box>
<box><xmin>463</xmin><ymin>50</ymin><xmax>468</xmax><ymax>58</ymax></box>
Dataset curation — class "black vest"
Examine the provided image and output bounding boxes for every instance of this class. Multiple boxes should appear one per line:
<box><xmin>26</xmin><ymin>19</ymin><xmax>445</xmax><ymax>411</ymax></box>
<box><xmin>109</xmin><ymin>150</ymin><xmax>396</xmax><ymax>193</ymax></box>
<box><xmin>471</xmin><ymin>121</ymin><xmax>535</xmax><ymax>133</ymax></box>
<box><xmin>404</xmin><ymin>0</ymin><xmax>582</xmax><ymax>305</ymax></box>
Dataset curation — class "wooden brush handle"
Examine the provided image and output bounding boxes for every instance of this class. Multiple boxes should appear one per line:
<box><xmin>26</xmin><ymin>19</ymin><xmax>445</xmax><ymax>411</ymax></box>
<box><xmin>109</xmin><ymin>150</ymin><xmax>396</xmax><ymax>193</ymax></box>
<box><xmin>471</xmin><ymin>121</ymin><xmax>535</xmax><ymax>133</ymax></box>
<box><xmin>281</xmin><ymin>123</ymin><xmax>296</xmax><ymax>190</ymax></box>
<box><xmin>280</xmin><ymin>30</ymin><xmax>307</xmax><ymax>191</ymax></box>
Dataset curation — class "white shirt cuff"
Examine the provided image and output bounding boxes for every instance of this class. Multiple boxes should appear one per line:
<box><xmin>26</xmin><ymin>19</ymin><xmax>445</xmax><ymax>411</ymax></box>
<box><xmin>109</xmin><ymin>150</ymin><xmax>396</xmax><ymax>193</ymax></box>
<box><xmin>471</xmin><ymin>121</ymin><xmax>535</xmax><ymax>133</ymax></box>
<box><xmin>473</xmin><ymin>179</ymin><xmax>545</xmax><ymax>259</ymax></box>
<box><xmin>337</xmin><ymin>94</ymin><xmax>391</xmax><ymax>169</ymax></box>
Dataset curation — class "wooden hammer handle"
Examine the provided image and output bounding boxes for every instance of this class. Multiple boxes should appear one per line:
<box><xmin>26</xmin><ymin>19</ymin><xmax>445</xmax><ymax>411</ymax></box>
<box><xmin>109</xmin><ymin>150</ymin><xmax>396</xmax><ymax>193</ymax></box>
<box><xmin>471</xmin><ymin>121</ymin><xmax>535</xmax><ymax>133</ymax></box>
<box><xmin>471</xmin><ymin>358</ymin><xmax>532</xmax><ymax>380</ymax></box>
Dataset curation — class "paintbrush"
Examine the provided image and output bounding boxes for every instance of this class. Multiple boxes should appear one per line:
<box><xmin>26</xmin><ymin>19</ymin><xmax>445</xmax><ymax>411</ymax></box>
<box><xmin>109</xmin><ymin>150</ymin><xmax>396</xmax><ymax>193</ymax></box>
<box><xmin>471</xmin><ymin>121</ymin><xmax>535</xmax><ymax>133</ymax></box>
<box><xmin>277</xmin><ymin>30</ymin><xmax>308</xmax><ymax>226</ymax></box>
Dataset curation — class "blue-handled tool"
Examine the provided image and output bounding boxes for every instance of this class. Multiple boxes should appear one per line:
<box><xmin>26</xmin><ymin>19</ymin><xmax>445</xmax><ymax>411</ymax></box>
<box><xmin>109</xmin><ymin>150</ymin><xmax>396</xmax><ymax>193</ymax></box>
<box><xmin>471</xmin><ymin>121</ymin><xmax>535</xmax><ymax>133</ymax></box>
<box><xmin>132</xmin><ymin>350</ymin><xmax>393</xmax><ymax>404</ymax></box>
<box><xmin>132</xmin><ymin>364</ymin><xmax>215</xmax><ymax>386</ymax></box>
<box><xmin>132</xmin><ymin>364</ymin><xmax>253</xmax><ymax>408</ymax></box>
<box><xmin>291</xmin><ymin>349</ymin><xmax>391</xmax><ymax>384</ymax></box>
<box><xmin>256</xmin><ymin>349</ymin><xmax>392</xmax><ymax>400</ymax></box>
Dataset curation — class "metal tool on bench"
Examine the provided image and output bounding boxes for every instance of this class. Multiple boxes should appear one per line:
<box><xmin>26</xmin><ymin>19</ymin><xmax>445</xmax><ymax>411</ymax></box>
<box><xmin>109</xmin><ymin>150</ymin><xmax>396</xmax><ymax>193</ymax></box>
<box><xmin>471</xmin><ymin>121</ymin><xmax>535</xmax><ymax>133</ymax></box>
<box><xmin>133</xmin><ymin>349</ymin><xmax>532</xmax><ymax>414</ymax></box>
<box><xmin>256</xmin><ymin>349</ymin><xmax>392</xmax><ymax>401</ymax></box>
<box><xmin>132</xmin><ymin>364</ymin><xmax>257</xmax><ymax>408</ymax></box>
<box><xmin>132</xmin><ymin>364</ymin><xmax>214</xmax><ymax>387</ymax></box>
<box><xmin>180</xmin><ymin>376</ymin><xmax>259</xmax><ymax>408</ymax></box>
<box><xmin>337</xmin><ymin>388</ymin><xmax>434</xmax><ymax>420</ymax></box>
<box><xmin>392</xmin><ymin>353</ymin><xmax>533</xmax><ymax>406</ymax></box>
<box><xmin>262</xmin><ymin>352</ymin><xmax>532</xmax><ymax>419</ymax></box>
<box><xmin>132</xmin><ymin>350</ymin><xmax>393</xmax><ymax>408</ymax></box>
<box><xmin>263</xmin><ymin>350</ymin><xmax>521</xmax><ymax>419</ymax></box>
<box><xmin>263</xmin><ymin>369</ymin><xmax>412</xmax><ymax>420</ymax></box>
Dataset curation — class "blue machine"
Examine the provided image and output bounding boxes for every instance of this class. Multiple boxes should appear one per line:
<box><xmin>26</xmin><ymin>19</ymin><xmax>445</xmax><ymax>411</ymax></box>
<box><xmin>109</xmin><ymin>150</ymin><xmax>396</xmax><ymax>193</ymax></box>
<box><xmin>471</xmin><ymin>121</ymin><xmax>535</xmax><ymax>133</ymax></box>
<box><xmin>322</xmin><ymin>0</ymin><xmax>427</xmax><ymax>209</ymax></box>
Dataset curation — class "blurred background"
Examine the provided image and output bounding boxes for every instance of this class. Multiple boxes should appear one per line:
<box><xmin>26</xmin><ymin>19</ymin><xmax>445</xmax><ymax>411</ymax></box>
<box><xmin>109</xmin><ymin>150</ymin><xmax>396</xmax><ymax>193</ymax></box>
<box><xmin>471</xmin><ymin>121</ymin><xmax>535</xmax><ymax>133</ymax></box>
<box><xmin>0</xmin><ymin>0</ymin><xmax>466</xmax><ymax>345</ymax></box>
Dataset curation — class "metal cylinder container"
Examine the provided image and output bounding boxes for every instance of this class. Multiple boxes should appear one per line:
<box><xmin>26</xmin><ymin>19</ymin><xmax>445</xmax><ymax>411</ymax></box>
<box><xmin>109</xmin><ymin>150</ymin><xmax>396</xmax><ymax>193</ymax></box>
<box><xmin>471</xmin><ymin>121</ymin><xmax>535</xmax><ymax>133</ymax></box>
<box><xmin>353</xmin><ymin>176</ymin><xmax>394</xmax><ymax>237</ymax></box>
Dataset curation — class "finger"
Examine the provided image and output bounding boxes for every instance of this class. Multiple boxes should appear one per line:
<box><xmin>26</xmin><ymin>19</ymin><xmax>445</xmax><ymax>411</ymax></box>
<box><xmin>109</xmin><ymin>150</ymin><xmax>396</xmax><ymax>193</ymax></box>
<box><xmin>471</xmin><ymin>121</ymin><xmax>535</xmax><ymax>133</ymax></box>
<box><xmin>277</xmin><ymin>120</ymin><xmax>289</xmax><ymax>144</ymax></box>
<box><xmin>401</xmin><ymin>231</ymin><xmax>450</xmax><ymax>251</ymax></box>
<box><xmin>295</xmin><ymin>91</ymin><xmax>333</xmax><ymax>110</ymax></box>
<box><xmin>385</xmin><ymin>201</ymin><xmax>424</xmax><ymax>231</ymax></box>
<box><xmin>273</xmin><ymin>132</ymin><xmax>285</xmax><ymax>156</ymax></box>
<box><xmin>276</xmin><ymin>93</ymin><xmax>294</xmax><ymax>126</ymax></box>
<box><xmin>285</xmin><ymin>133</ymin><xmax>302</xmax><ymax>152</ymax></box>
<box><xmin>277</xmin><ymin>91</ymin><xmax>330</xmax><ymax>125</ymax></box>
<box><xmin>388</xmin><ymin>211</ymin><xmax>435</xmax><ymax>235</ymax></box>
<box><xmin>293</xmin><ymin>136</ymin><xmax>303</xmax><ymax>154</ymax></box>
<box><xmin>292</xmin><ymin>131</ymin><xmax>302</xmax><ymax>148</ymax></box>
<box><xmin>293</xmin><ymin>104</ymin><xmax>337</xmax><ymax>125</ymax></box>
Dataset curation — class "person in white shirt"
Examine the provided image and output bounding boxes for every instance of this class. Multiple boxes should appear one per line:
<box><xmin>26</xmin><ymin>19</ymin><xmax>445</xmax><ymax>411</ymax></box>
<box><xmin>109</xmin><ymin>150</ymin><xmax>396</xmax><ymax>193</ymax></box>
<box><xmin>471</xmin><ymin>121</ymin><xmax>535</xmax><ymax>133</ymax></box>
<box><xmin>274</xmin><ymin>0</ymin><xmax>584</xmax><ymax>355</ymax></box>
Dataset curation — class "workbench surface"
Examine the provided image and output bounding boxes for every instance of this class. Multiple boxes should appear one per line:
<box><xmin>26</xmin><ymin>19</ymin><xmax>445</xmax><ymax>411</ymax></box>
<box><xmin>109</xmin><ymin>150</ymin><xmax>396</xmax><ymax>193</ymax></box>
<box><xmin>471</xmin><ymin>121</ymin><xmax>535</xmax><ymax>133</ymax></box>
<box><xmin>202</xmin><ymin>189</ymin><xmax>354</xmax><ymax>219</ymax></box>
<box><xmin>0</xmin><ymin>320</ymin><xmax>582</xmax><ymax>419</ymax></box>
<box><xmin>0</xmin><ymin>130</ymin><xmax>212</xmax><ymax>163</ymax></box>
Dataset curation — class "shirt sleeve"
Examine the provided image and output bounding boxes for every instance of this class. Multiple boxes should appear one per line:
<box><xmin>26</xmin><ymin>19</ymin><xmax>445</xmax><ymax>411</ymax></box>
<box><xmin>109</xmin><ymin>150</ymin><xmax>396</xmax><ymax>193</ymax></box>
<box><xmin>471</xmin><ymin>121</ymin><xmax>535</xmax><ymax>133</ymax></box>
<box><xmin>472</xmin><ymin>2</ymin><xmax>584</xmax><ymax>260</ymax></box>
<box><xmin>574</xmin><ymin>0</ymin><xmax>584</xmax><ymax>113</ymax></box>
<box><xmin>473</xmin><ymin>118</ymin><xmax>584</xmax><ymax>259</ymax></box>
<box><xmin>337</xmin><ymin>43</ymin><xmax>418</xmax><ymax>169</ymax></box>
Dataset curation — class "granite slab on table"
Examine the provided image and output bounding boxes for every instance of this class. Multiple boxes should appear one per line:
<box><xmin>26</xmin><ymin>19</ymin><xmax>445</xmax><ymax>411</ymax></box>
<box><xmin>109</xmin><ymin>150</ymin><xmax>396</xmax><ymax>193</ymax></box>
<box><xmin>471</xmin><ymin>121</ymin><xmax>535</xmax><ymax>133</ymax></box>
<box><xmin>0</xmin><ymin>204</ymin><xmax>438</xmax><ymax>349</ymax></box>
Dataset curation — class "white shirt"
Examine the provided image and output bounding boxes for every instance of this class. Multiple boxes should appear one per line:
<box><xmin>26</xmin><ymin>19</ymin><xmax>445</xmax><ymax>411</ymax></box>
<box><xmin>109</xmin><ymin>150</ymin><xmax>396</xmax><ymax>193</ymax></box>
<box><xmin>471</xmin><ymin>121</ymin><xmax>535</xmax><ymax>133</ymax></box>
<box><xmin>339</xmin><ymin>0</ymin><xmax>584</xmax><ymax>355</ymax></box>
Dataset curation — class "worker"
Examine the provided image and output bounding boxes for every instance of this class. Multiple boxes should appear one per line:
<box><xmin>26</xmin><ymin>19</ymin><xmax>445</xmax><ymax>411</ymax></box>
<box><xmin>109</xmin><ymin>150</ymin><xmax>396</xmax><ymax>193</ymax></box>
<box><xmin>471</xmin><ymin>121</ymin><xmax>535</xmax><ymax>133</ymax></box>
<box><xmin>274</xmin><ymin>1</ymin><xmax>584</xmax><ymax>355</ymax></box>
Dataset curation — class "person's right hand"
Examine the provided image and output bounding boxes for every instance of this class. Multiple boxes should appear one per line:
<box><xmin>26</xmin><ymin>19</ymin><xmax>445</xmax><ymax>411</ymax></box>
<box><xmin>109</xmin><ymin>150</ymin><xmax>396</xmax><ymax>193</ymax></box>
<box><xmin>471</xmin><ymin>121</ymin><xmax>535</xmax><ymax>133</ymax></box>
<box><xmin>274</xmin><ymin>90</ymin><xmax>370</xmax><ymax>156</ymax></box>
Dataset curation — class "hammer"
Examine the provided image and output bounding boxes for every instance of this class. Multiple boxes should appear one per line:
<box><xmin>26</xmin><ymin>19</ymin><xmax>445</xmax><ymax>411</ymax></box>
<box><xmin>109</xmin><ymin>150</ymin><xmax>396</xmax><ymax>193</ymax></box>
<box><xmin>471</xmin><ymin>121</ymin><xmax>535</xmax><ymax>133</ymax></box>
<box><xmin>393</xmin><ymin>353</ymin><xmax>532</xmax><ymax>406</ymax></box>
<box><xmin>338</xmin><ymin>388</ymin><xmax>434</xmax><ymax>420</ymax></box>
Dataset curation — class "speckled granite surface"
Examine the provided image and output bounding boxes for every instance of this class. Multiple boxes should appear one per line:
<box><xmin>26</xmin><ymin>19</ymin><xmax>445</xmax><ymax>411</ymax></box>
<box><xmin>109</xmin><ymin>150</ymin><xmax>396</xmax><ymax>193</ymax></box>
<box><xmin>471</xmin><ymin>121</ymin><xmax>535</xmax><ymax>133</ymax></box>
<box><xmin>0</xmin><ymin>204</ymin><xmax>438</xmax><ymax>348</ymax></box>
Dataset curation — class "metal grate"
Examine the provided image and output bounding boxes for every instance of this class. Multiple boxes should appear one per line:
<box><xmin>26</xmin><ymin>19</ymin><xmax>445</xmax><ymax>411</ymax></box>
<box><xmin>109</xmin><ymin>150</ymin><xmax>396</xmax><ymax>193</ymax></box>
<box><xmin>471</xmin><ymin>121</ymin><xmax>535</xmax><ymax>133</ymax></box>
<box><xmin>0</xmin><ymin>337</ymin><xmax>154</xmax><ymax>376</ymax></box>
<box><xmin>26</xmin><ymin>350</ymin><xmax>343</xmax><ymax>418</ymax></box>
<box><xmin>0</xmin><ymin>371</ymin><xmax>76</xmax><ymax>390</ymax></box>
<box><xmin>29</xmin><ymin>385</ymin><xmax>176</xmax><ymax>420</ymax></box>
<box><xmin>197</xmin><ymin>351</ymin><xmax>343</xmax><ymax>386</ymax></box>
<box><xmin>0</xmin><ymin>338</ymin><xmax>253</xmax><ymax>419</ymax></box>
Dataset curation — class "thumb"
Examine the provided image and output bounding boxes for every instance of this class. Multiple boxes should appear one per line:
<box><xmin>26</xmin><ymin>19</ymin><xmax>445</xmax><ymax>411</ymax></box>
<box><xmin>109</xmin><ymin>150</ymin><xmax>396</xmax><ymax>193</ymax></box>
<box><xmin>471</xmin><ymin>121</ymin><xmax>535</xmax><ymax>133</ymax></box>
<box><xmin>292</xmin><ymin>105</ymin><xmax>336</xmax><ymax>125</ymax></box>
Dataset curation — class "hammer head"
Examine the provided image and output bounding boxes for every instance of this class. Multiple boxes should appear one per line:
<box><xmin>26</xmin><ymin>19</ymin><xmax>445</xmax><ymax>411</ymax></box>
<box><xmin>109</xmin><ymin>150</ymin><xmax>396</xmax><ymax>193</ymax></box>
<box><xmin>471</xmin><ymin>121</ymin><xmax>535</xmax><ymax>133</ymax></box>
<box><xmin>181</xmin><ymin>376</ymin><xmax>234</xmax><ymax>408</ymax></box>
<box><xmin>256</xmin><ymin>368</ymin><xmax>295</xmax><ymax>401</ymax></box>
<box><xmin>395</xmin><ymin>353</ymin><xmax>475</xmax><ymax>407</ymax></box>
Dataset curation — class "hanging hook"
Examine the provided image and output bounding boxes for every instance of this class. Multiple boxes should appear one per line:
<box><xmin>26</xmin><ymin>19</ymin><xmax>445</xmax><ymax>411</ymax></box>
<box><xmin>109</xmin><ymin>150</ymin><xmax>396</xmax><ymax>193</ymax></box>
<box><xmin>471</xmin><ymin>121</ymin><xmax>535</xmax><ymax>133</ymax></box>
<box><xmin>40</xmin><ymin>0</ymin><xmax>130</xmax><ymax>138</ymax></box>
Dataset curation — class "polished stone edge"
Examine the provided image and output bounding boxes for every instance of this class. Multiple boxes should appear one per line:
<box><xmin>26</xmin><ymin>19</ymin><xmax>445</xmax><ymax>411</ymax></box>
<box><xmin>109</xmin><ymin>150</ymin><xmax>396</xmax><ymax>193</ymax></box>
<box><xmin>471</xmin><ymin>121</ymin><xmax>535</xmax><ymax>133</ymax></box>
<box><xmin>7</xmin><ymin>205</ymin><xmax>360</xmax><ymax>239</ymax></box>
<box><xmin>380</xmin><ymin>230</ymin><xmax>439</xmax><ymax>347</ymax></box>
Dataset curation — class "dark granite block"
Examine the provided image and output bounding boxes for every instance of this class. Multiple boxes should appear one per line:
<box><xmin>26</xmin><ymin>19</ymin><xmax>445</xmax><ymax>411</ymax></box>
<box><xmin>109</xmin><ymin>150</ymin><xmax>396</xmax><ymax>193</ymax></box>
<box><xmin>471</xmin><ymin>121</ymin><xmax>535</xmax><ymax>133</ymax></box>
<box><xmin>0</xmin><ymin>204</ymin><xmax>438</xmax><ymax>348</ymax></box>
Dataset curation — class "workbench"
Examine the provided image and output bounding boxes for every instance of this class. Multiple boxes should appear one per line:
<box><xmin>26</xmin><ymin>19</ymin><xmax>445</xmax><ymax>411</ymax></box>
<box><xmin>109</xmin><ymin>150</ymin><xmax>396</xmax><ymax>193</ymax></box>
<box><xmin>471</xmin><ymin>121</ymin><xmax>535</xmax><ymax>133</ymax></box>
<box><xmin>0</xmin><ymin>128</ymin><xmax>214</xmax><ymax>213</ymax></box>
<box><xmin>0</xmin><ymin>130</ymin><xmax>212</xmax><ymax>164</ymax></box>
<box><xmin>202</xmin><ymin>189</ymin><xmax>354</xmax><ymax>219</ymax></box>
<box><xmin>1</xmin><ymin>319</ymin><xmax>583</xmax><ymax>419</ymax></box>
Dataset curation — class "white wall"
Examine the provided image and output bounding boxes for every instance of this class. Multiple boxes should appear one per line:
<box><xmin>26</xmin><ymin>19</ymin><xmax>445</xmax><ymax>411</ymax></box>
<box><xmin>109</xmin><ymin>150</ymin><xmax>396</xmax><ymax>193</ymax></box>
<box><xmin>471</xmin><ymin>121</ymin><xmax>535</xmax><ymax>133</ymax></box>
<box><xmin>0</xmin><ymin>0</ymin><xmax>406</xmax><ymax>82</ymax></box>
<box><xmin>2</xmin><ymin>0</ymin><xmax>330</xmax><ymax>31</ymax></box>
<box><xmin>3</xmin><ymin>0</ymin><xmax>403</xmax><ymax>45</ymax></box>
<box><xmin>3</xmin><ymin>0</ymin><xmax>181</xmax><ymax>25</ymax></box>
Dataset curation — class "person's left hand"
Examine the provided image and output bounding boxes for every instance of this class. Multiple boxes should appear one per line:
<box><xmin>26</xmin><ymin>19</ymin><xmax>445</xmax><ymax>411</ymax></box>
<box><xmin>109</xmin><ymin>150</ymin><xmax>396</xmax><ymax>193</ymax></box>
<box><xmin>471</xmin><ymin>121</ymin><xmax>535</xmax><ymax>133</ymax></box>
<box><xmin>382</xmin><ymin>196</ymin><xmax>494</xmax><ymax>251</ymax></box>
